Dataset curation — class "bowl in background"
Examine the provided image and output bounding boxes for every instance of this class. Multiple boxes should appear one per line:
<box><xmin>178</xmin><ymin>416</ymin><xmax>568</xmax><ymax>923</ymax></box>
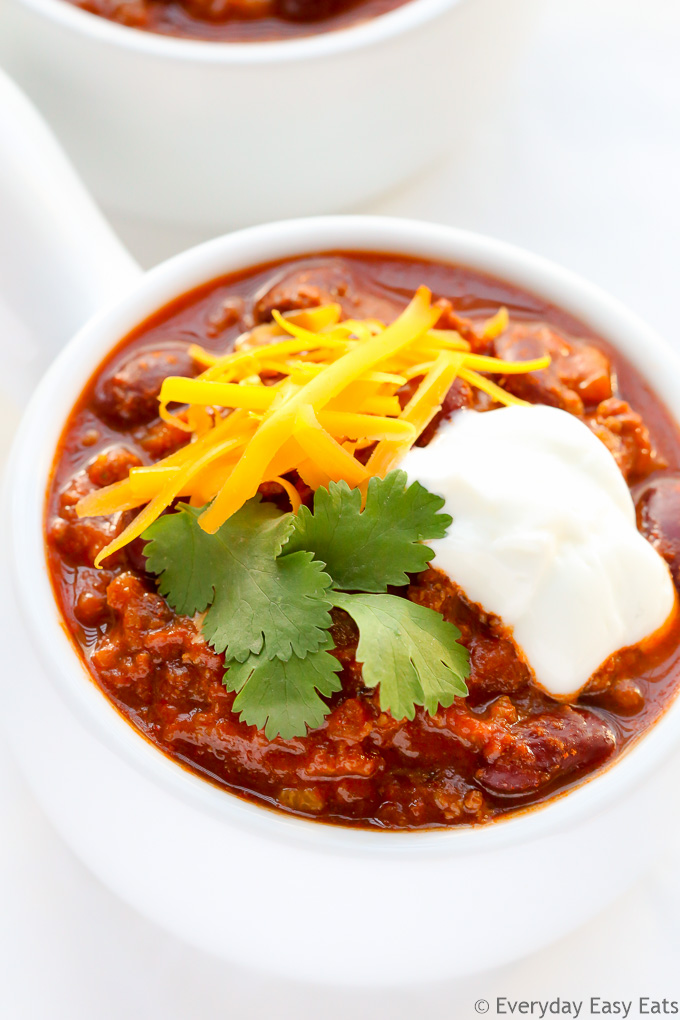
<box><xmin>0</xmin><ymin>0</ymin><xmax>539</xmax><ymax>231</ymax></box>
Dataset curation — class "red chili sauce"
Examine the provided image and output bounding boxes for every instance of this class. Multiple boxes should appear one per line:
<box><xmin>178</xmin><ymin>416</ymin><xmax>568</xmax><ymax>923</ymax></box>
<box><xmin>64</xmin><ymin>0</ymin><xmax>409</xmax><ymax>41</ymax></box>
<box><xmin>45</xmin><ymin>253</ymin><xmax>680</xmax><ymax>829</ymax></box>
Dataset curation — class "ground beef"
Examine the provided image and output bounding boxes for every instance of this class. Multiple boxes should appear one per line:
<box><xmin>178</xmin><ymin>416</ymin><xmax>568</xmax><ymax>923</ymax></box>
<box><xmin>409</xmin><ymin>569</ymin><xmax>532</xmax><ymax>698</ymax></box>
<box><xmin>495</xmin><ymin>323</ymin><xmax>613</xmax><ymax>415</ymax></box>
<box><xmin>587</xmin><ymin>397</ymin><xmax>658</xmax><ymax>482</ymax></box>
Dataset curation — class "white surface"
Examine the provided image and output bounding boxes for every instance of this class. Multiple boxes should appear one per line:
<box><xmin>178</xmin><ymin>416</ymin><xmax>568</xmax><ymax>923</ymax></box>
<box><xmin>1</xmin><ymin>0</ymin><xmax>680</xmax><ymax>1014</ymax></box>
<box><xmin>403</xmin><ymin>406</ymin><xmax>676</xmax><ymax>697</ymax></box>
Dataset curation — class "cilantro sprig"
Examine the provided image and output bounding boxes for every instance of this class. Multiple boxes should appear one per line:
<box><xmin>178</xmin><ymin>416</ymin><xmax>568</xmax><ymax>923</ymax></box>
<box><xmin>225</xmin><ymin>637</ymin><xmax>343</xmax><ymax>740</ymax></box>
<box><xmin>144</xmin><ymin>498</ymin><xmax>333</xmax><ymax>662</ymax></box>
<box><xmin>142</xmin><ymin>471</ymin><xmax>469</xmax><ymax>739</ymax></box>
<box><xmin>284</xmin><ymin>471</ymin><xmax>452</xmax><ymax>592</ymax></box>
<box><xmin>330</xmin><ymin>592</ymin><xmax>469</xmax><ymax>720</ymax></box>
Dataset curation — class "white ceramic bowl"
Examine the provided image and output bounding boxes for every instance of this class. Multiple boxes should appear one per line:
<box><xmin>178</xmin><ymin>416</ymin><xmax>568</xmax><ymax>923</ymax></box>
<box><xmin>4</xmin><ymin>208</ymin><xmax>680</xmax><ymax>984</ymax></box>
<box><xmin>0</xmin><ymin>0</ymin><xmax>539</xmax><ymax>230</ymax></box>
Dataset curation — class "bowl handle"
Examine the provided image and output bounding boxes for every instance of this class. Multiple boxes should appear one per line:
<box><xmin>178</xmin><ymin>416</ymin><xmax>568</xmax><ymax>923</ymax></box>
<box><xmin>0</xmin><ymin>68</ymin><xmax>142</xmax><ymax>407</ymax></box>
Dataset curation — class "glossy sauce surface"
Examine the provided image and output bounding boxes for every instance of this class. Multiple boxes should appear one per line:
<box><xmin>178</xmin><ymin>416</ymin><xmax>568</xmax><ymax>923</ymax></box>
<box><xmin>64</xmin><ymin>0</ymin><xmax>409</xmax><ymax>41</ymax></box>
<box><xmin>45</xmin><ymin>253</ymin><xmax>680</xmax><ymax>828</ymax></box>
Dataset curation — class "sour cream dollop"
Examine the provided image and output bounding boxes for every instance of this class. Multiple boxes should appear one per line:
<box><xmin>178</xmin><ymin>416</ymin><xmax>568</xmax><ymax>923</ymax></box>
<box><xmin>402</xmin><ymin>405</ymin><xmax>676</xmax><ymax>698</ymax></box>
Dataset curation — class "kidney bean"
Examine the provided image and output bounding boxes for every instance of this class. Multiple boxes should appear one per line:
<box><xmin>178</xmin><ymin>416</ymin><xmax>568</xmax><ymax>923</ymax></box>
<box><xmin>93</xmin><ymin>343</ymin><xmax>198</xmax><ymax>427</ymax></box>
<box><xmin>253</xmin><ymin>261</ymin><xmax>399</xmax><ymax>324</ymax></box>
<box><xmin>636</xmin><ymin>473</ymin><xmax>680</xmax><ymax>589</ymax></box>
<box><xmin>476</xmin><ymin>707</ymin><xmax>616</xmax><ymax>795</ymax></box>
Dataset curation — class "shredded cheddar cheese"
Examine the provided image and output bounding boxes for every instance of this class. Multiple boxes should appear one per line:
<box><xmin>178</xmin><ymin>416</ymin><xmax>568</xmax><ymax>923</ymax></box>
<box><xmin>77</xmin><ymin>289</ymin><xmax>550</xmax><ymax>565</ymax></box>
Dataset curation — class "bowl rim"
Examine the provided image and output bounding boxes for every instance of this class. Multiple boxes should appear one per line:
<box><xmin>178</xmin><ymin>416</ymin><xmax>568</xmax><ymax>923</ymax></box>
<box><xmin>8</xmin><ymin>213</ymin><xmax>680</xmax><ymax>859</ymax></box>
<box><xmin>14</xmin><ymin>0</ymin><xmax>467</xmax><ymax>64</ymax></box>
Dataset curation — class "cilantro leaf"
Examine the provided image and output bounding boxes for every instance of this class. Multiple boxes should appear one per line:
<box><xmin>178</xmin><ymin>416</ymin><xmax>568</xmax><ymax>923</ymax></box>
<box><xmin>224</xmin><ymin>638</ymin><xmax>342</xmax><ymax>740</ymax></box>
<box><xmin>142</xmin><ymin>502</ymin><xmax>219</xmax><ymax>616</ymax></box>
<box><xmin>143</xmin><ymin>499</ymin><xmax>333</xmax><ymax>662</ymax></box>
<box><xmin>285</xmin><ymin>470</ymin><xmax>452</xmax><ymax>592</ymax></box>
<box><xmin>331</xmin><ymin>592</ymin><xmax>469</xmax><ymax>720</ymax></box>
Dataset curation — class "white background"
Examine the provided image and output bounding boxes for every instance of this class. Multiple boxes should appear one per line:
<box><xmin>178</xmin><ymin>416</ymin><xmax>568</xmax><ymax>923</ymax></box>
<box><xmin>2</xmin><ymin>0</ymin><xmax>680</xmax><ymax>1015</ymax></box>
